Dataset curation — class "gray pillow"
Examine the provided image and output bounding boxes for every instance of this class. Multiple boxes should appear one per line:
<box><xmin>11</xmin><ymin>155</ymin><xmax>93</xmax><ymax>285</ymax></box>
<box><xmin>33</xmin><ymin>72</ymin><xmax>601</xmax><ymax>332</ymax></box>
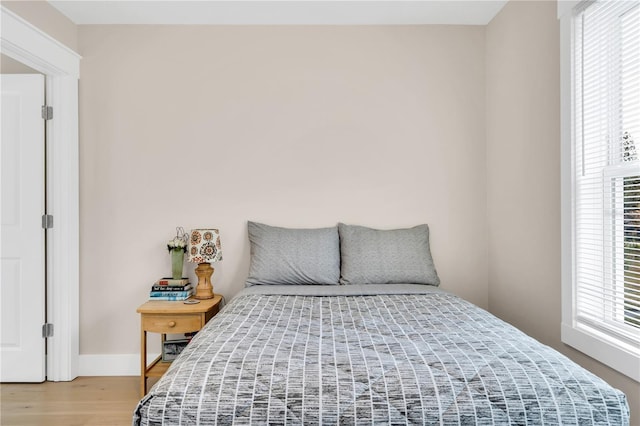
<box><xmin>246</xmin><ymin>221</ymin><xmax>340</xmax><ymax>286</ymax></box>
<box><xmin>338</xmin><ymin>223</ymin><xmax>440</xmax><ymax>286</ymax></box>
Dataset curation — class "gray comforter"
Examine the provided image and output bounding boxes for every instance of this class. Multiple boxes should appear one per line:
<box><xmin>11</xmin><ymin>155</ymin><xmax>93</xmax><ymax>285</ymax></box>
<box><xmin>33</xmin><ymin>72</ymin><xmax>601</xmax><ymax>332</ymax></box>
<box><xmin>133</xmin><ymin>284</ymin><xmax>629</xmax><ymax>425</ymax></box>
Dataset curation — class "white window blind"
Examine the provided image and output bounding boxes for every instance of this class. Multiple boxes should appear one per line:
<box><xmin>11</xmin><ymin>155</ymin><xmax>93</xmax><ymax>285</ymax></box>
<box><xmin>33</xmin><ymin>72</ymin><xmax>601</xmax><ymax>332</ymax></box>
<box><xmin>572</xmin><ymin>0</ymin><xmax>640</xmax><ymax>361</ymax></box>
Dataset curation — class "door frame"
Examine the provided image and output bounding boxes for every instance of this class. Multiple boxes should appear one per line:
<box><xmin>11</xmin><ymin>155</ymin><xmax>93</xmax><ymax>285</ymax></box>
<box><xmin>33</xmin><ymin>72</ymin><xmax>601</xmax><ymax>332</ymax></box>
<box><xmin>1</xmin><ymin>6</ymin><xmax>80</xmax><ymax>381</ymax></box>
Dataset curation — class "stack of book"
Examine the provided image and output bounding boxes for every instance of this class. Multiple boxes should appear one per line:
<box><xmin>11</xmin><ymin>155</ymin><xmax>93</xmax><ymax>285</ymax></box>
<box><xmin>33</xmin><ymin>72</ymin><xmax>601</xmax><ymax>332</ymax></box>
<box><xmin>149</xmin><ymin>278</ymin><xmax>193</xmax><ymax>301</ymax></box>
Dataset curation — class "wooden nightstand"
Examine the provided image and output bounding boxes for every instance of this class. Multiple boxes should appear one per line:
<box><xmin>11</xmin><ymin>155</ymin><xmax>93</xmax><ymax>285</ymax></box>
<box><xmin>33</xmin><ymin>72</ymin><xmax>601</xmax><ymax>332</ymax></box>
<box><xmin>137</xmin><ymin>295</ymin><xmax>222</xmax><ymax>396</ymax></box>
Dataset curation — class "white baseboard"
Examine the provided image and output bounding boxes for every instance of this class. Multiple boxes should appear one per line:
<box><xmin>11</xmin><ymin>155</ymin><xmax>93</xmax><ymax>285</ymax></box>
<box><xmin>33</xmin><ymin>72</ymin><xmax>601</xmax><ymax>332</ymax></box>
<box><xmin>79</xmin><ymin>353</ymin><xmax>159</xmax><ymax>376</ymax></box>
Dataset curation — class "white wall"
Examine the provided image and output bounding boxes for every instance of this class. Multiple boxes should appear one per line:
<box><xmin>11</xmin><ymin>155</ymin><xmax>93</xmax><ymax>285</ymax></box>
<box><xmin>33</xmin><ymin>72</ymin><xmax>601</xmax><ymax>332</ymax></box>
<box><xmin>78</xmin><ymin>25</ymin><xmax>488</xmax><ymax>355</ymax></box>
<box><xmin>486</xmin><ymin>1</ymin><xmax>639</xmax><ymax>423</ymax></box>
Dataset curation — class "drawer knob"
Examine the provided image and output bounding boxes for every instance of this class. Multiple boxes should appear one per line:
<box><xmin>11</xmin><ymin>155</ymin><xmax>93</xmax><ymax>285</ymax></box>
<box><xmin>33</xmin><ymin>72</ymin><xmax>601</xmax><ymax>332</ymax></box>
<box><xmin>168</xmin><ymin>321</ymin><xmax>176</xmax><ymax>327</ymax></box>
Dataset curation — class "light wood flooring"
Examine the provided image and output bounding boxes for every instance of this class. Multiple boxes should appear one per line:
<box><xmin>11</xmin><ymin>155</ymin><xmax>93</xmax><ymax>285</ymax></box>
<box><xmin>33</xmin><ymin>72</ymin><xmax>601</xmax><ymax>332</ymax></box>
<box><xmin>1</xmin><ymin>376</ymin><xmax>144</xmax><ymax>426</ymax></box>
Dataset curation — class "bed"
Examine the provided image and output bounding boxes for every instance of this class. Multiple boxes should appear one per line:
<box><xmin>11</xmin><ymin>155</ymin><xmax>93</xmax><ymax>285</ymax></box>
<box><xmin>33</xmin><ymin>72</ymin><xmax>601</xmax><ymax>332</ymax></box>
<box><xmin>133</xmin><ymin>223</ymin><xmax>629</xmax><ymax>425</ymax></box>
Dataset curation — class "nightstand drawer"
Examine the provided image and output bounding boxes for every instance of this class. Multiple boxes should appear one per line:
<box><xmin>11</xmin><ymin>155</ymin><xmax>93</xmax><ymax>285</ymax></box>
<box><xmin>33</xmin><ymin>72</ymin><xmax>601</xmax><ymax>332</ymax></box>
<box><xmin>142</xmin><ymin>314</ymin><xmax>203</xmax><ymax>333</ymax></box>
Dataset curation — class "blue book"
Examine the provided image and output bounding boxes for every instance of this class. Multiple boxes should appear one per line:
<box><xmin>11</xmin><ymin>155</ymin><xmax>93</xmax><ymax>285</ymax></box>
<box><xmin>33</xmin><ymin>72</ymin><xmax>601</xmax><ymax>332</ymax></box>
<box><xmin>149</xmin><ymin>290</ymin><xmax>193</xmax><ymax>300</ymax></box>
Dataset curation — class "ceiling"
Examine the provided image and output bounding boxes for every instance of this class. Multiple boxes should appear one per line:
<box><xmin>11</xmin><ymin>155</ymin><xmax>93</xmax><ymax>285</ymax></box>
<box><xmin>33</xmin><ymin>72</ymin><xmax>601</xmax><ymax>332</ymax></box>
<box><xmin>47</xmin><ymin>1</ymin><xmax>508</xmax><ymax>26</ymax></box>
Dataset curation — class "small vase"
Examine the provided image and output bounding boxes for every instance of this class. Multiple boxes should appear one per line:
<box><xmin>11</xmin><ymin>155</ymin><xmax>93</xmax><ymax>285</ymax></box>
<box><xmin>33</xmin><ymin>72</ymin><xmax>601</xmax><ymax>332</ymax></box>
<box><xmin>171</xmin><ymin>249</ymin><xmax>184</xmax><ymax>280</ymax></box>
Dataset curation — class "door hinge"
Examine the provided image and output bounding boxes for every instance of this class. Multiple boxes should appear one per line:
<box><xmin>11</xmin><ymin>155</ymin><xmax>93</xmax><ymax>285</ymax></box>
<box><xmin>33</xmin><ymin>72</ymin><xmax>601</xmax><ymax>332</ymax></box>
<box><xmin>41</xmin><ymin>105</ymin><xmax>53</xmax><ymax>120</ymax></box>
<box><xmin>42</xmin><ymin>323</ymin><xmax>54</xmax><ymax>338</ymax></box>
<box><xmin>42</xmin><ymin>214</ymin><xmax>53</xmax><ymax>229</ymax></box>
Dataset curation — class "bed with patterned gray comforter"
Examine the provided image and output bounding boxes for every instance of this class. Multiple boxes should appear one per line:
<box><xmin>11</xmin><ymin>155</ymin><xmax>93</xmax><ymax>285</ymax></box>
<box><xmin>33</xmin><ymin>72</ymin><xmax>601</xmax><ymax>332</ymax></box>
<box><xmin>133</xmin><ymin>284</ymin><xmax>629</xmax><ymax>425</ymax></box>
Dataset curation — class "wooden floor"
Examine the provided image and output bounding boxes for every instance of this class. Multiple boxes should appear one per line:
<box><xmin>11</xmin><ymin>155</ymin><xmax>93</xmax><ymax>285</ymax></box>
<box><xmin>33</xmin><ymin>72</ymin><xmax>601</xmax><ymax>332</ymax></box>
<box><xmin>0</xmin><ymin>376</ymin><xmax>144</xmax><ymax>426</ymax></box>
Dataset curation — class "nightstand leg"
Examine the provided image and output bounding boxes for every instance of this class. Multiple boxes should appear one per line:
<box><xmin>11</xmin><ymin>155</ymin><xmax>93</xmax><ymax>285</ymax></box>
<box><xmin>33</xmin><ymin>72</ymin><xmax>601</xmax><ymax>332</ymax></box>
<box><xmin>141</xmin><ymin>328</ymin><xmax>147</xmax><ymax>397</ymax></box>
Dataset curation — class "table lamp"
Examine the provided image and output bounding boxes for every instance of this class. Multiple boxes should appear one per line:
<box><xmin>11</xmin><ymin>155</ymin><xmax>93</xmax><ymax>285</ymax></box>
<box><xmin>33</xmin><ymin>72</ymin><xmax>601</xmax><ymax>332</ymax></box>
<box><xmin>188</xmin><ymin>229</ymin><xmax>222</xmax><ymax>299</ymax></box>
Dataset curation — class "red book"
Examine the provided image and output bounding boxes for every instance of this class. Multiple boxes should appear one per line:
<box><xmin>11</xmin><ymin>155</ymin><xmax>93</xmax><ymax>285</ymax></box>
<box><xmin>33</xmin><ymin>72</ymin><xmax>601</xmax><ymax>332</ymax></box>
<box><xmin>156</xmin><ymin>277</ymin><xmax>189</xmax><ymax>286</ymax></box>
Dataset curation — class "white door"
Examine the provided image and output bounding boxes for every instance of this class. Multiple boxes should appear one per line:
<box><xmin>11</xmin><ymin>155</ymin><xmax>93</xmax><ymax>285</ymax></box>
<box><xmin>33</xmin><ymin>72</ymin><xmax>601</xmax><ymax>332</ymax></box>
<box><xmin>1</xmin><ymin>74</ymin><xmax>46</xmax><ymax>382</ymax></box>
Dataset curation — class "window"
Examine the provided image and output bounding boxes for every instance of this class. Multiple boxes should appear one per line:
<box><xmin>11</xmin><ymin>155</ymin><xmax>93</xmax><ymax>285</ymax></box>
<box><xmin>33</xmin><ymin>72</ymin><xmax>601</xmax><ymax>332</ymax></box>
<box><xmin>561</xmin><ymin>0</ymin><xmax>640</xmax><ymax>380</ymax></box>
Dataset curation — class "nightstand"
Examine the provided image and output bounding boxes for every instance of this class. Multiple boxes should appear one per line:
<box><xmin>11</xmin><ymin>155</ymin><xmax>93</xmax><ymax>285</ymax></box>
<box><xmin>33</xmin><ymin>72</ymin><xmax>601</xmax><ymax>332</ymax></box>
<box><xmin>137</xmin><ymin>294</ymin><xmax>222</xmax><ymax>396</ymax></box>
